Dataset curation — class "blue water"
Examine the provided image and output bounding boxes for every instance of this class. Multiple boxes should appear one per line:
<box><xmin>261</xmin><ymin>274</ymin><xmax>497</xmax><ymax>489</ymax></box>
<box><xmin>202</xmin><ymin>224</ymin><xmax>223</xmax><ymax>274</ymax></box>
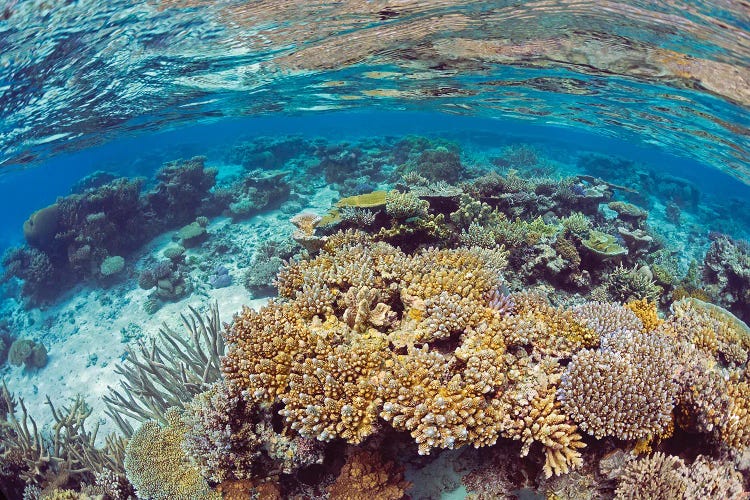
<box><xmin>2</xmin><ymin>1</ymin><xmax>750</xmax><ymax>499</ymax></box>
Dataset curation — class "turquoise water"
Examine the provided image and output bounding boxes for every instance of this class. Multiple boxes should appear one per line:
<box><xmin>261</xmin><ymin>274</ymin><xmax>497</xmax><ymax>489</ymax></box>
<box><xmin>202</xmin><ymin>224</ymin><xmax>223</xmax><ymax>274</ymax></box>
<box><xmin>1</xmin><ymin>1</ymin><xmax>750</xmax><ymax>499</ymax></box>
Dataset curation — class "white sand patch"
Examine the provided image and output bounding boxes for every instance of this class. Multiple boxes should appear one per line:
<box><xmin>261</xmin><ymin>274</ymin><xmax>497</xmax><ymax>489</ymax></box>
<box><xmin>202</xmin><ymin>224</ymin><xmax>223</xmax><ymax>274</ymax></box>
<box><xmin>1</xmin><ymin>215</ymin><xmax>288</xmax><ymax>446</ymax></box>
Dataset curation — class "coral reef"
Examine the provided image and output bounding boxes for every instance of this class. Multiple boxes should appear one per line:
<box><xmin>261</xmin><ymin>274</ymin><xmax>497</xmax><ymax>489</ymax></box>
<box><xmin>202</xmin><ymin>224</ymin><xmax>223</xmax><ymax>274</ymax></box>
<box><xmin>8</xmin><ymin>338</ymin><xmax>48</xmax><ymax>369</ymax></box>
<box><xmin>559</xmin><ymin>330</ymin><xmax>677</xmax><ymax>441</ymax></box>
<box><xmin>702</xmin><ymin>233</ymin><xmax>750</xmax><ymax>322</ymax></box>
<box><xmin>4</xmin><ymin>134</ymin><xmax>750</xmax><ymax>499</ymax></box>
<box><xmin>4</xmin><ymin>156</ymin><xmax>219</xmax><ymax>304</ymax></box>
<box><xmin>124</xmin><ymin>408</ymin><xmax>219</xmax><ymax>500</ymax></box>
<box><xmin>328</xmin><ymin>450</ymin><xmax>411</xmax><ymax>500</ymax></box>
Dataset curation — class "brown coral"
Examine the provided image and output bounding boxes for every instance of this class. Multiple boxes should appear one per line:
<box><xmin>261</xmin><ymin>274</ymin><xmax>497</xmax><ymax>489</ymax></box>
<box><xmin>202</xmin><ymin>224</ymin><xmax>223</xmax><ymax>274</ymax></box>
<box><xmin>328</xmin><ymin>450</ymin><xmax>410</xmax><ymax>500</ymax></box>
<box><xmin>559</xmin><ymin>331</ymin><xmax>678</xmax><ymax>441</ymax></box>
<box><xmin>496</xmin><ymin>357</ymin><xmax>586</xmax><ymax>477</ymax></box>
<box><xmin>666</xmin><ymin>298</ymin><xmax>750</xmax><ymax>367</ymax></box>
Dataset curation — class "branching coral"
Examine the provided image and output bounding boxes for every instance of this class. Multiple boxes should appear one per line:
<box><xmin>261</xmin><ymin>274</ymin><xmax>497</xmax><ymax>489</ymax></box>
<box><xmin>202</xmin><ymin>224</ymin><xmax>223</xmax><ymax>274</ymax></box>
<box><xmin>221</xmin><ymin>230</ymin><xmax>750</xmax><ymax>485</ymax></box>
<box><xmin>181</xmin><ymin>381</ymin><xmax>263</xmax><ymax>483</ymax></box>
<box><xmin>377</xmin><ymin>346</ymin><xmax>502</xmax><ymax>455</ymax></box>
<box><xmin>559</xmin><ymin>330</ymin><xmax>678</xmax><ymax>441</ymax></box>
<box><xmin>614</xmin><ymin>452</ymin><xmax>744</xmax><ymax>500</ymax></box>
<box><xmin>385</xmin><ymin>190</ymin><xmax>429</xmax><ymax>219</ymax></box>
<box><xmin>663</xmin><ymin>298</ymin><xmax>750</xmax><ymax>367</ymax></box>
<box><xmin>0</xmin><ymin>382</ymin><xmax>126</xmax><ymax>494</ymax></box>
<box><xmin>605</xmin><ymin>264</ymin><xmax>662</xmax><ymax>302</ymax></box>
<box><xmin>280</xmin><ymin>325</ymin><xmax>389</xmax><ymax>444</ymax></box>
<box><xmin>104</xmin><ymin>303</ymin><xmax>224</xmax><ymax>436</ymax></box>
<box><xmin>496</xmin><ymin>357</ymin><xmax>585</xmax><ymax>477</ymax></box>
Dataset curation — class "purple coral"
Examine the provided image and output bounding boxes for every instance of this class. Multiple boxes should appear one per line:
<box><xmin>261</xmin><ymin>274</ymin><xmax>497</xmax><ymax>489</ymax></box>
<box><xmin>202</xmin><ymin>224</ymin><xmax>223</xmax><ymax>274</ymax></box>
<box><xmin>487</xmin><ymin>288</ymin><xmax>515</xmax><ymax>316</ymax></box>
<box><xmin>209</xmin><ymin>265</ymin><xmax>232</xmax><ymax>289</ymax></box>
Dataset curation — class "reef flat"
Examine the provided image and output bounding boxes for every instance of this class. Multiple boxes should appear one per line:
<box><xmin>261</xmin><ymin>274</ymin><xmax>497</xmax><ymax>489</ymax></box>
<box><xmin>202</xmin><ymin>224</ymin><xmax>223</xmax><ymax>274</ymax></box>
<box><xmin>1</xmin><ymin>135</ymin><xmax>749</xmax><ymax>499</ymax></box>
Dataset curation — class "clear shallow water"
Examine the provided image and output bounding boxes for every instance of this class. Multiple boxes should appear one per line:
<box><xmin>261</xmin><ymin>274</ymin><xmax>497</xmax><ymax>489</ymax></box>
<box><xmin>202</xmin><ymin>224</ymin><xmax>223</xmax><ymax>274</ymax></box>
<box><xmin>1</xmin><ymin>1</ymin><xmax>750</xmax><ymax>500</ymax></box>
<box><xmin>1</xmin><ymin>0</ymin><xmax>749</xmax><ymax>181</ymax></box>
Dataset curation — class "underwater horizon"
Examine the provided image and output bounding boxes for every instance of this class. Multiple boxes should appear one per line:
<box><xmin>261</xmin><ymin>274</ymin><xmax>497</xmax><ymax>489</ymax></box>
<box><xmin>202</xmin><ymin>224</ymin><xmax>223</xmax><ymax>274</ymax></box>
<box><xmin>1</xmin><ymin>1</ymin><xmax>750</xmax><ymax>499</ymax></box>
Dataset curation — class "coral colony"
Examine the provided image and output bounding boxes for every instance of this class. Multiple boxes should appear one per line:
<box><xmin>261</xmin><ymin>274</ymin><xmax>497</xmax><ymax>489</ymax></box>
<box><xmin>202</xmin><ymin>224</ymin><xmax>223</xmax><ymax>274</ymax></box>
<box><xmin>1</xmin><ymin>136</ymin><xmax>750</xmax><ymax>499</ymax></box>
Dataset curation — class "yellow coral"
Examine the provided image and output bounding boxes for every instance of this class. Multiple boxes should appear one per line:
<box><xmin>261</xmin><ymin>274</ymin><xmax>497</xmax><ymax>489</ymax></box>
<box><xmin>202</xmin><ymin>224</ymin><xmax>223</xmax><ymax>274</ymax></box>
<box><xmin>720</xmin><ymin>377</ymin><xmax>750</xmax><ymax>450</ymax></box>
<box><xmin>280</xmin><ymin>323</ymin><xmax>391</xmax><ymax>444</ymax></box>
<box><xmin>124</xmin><ymin>408</ymin><xmax>219</xmax><ymax>500</ymax></box>
<box><xmin>336</xmin><ymin>190</ymin><xmax>388</xmax><ymax>208</ymax></box>
<box><xmin>512</xmin><ymin>293</ymin><xmax>599</xmax><ymax>356</ymax></box>
<box><xmin>625</xmin><ymin>298</ymin><xmax>663</xmax><ymax>332</ymax></box>
<box><xmin>497</xmin><ymin>358</ymin><xmax>585</xmax><ymax>477</ymax></box>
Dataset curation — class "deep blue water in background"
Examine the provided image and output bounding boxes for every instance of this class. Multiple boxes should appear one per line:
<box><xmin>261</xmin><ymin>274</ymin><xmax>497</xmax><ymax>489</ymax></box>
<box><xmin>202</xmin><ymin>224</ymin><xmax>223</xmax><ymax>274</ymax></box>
<box><xmin>3</xmin><ymin>111</ymin><xmax>749</xmax><ymax>253</ymax></box>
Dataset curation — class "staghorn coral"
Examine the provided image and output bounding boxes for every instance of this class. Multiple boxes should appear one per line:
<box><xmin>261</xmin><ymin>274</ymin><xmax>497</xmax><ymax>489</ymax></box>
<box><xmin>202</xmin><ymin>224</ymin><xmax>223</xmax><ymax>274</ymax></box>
<box><xmin>673</xmin><ymin>342</ymin><xmax>730</xmax><ymax>436</ymax></box>
<box><xmin>104</xmin><ymin>303</ymin><xmax>224</xmax><ymax>436</ymax></box>
<box><xmin>328</xmin><ymin>450</ymin><xmax>411</xmax><ymax>500</ymax></box>
<box><xmin>0</xmin><ymin>382</ymin><xmax>126</xmax><ymax>495</ymax></box>
<box><xmin>450</xmin><ymin>195</ymin><xmax>500</xmax><ymax>230</ymax></box>
<box><xmin>559</xmin><ymin>330</ymin><xmax>678</xmax><ymax>441</ymax></box>
<box><xmin>614</xmin><ymin>452</ymin><xmax>689</xmax><ymax>500</ymax></box>
<box><xmin>701</xmin><ymin>233</ymin><xmax>750</xmax><ymax>322</ymax></box>
<box><xmin>385</xmin><ymin>190</ymin><xmax>429</xmax><ymax>219</ymax></box>
<box><xmin>459</xmin><ymin>221</ymin><xmax>496</xmax><ymax>248</ymax></box>
<box><xmin>124</xmin><ymin>408</ymin><xmax>219</xmax><ymax>500</ymax></box>
<box><xmin>684</xmin><ymin>455</ymin><xmax>745</xmax><ymax>499</ymax></box>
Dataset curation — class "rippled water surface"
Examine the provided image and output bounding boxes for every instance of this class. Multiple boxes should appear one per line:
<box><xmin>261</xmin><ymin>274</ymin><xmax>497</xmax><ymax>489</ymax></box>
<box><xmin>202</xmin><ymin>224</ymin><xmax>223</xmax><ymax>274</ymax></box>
<box><xmin>2</xmin><ymin>2</ymin><xmax>750</xmax><ymax>499</ymax></box>
<box><xmin>1</xmin><ymin>0</ymin><xmax>749</xmax><ymax>181</ymax></box>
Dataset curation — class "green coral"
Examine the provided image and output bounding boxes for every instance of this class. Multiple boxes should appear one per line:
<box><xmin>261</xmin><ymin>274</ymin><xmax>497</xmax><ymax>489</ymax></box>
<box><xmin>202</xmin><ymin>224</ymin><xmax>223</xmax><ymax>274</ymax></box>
<box><xmin>494</xmin><ymin>216</ymin><xmax>559</xmax><ymax>247</ymax></box>
<box><xmin>581</xmin><ymin>230</ymin><xmax>627</xmax><ymax>259</ymax></box>
<box><xmin>163</xmin><ymin>246</ymin><xmax>186</xmax><ymax>261</ymax></box>
<box><xmin>8</xmin><ymin>338</ymin><xmax>33</xmax><ymax>365</ymax></box>
<box><xmin>561</xmin><ymin>212</ymin><xmax>592</xmax><ymax>238</ymax></box>
<box><xmin>99</xmin><ymin>255</ymin><xmax>125</xmax><ymax>277</ymax></box>
<box><xmin>606</xmin><ymin>264</ymin><xmax>662</xmax><ymax>302</ymax></box>
<box><xmin>385</xmin><ymin>190</ymin><xmax>429</xmax><ymax>219</ymax></box>
<box><xmin>8</xmin><ymin>338</ymin><xmax>44</xmax><ymax>368</ymax></box>
<box><xmin>177</xmin><ymin>222</ymin><xmax>207</xmax><ymax>248</ymax></box>
<box><xmin>124</xmin><ymin>408</ymin><xmax>220</xmax><ymax>500</ymax></box>
<box><xmin>450</xmin><ymin>195</ymin><xmax>499</xmax><ymax>229</ymax></box>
